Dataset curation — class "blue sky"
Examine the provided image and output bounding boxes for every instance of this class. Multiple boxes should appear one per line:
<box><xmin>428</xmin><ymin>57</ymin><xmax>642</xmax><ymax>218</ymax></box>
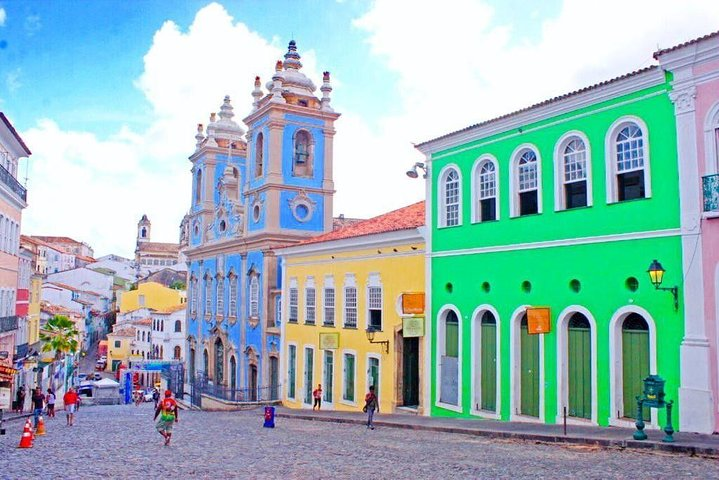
<box><xmin>0</xmin><ymin>1</ymin><xmax>717</xmax><ymax>257</ymax></box>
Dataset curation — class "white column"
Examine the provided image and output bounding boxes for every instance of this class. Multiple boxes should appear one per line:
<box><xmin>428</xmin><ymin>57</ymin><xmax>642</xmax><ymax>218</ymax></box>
<box><xmin>671</xmin><ymin>84</ymin><xmax>715</xmax><ymax>433</ymax></box>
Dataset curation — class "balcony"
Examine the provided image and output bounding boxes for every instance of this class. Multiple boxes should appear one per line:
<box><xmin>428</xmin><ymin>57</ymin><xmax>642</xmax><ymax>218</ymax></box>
<box><xmin>0</xmin><ymin>315</ymin><xmax>18</xmax><ymax>333</ymax></box>
<box><xmin>704</xmin><ymin>174</ymin><xmax>719</xmax><ymax>213</ymax></box>
<box><xmin>0</xmin><ymin>163</ymin><xmax>27</xmax><ymax>202</ymax></box>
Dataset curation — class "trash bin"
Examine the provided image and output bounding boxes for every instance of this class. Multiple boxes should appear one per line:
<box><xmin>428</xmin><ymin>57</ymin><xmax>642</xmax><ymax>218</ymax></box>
<box><xmin>263</xmin><ymin>406</ymin><xmax>275</xmax><ymax>428</ymax></box>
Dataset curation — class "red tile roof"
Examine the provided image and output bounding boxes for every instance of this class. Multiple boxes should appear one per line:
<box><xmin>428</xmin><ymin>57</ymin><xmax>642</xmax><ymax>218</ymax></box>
<box><xmin>416</xmin><ymin>66</ymin><xmax>659</xmax><ymax>149</ymax></box>
<box><xmin>298</xmin><ymin>202</ymin><xmax>424</xmax><ymax>246</ymax></box>
<box><xmin>32</xmin><ymin>236</ymin><xmax>82</xmax><ymax>245</ymax></box>
<box><xmin>0</xmin><ymin>112</ymin><xmax>31</xmax><ymax>155</ymax></box>
<box><xmin>654</xmin><ymin>30</ymin><xmax>719</xmax><ymax>58</ymax></box>
<box><xmin>154</xmin><ymin>304</ymin><xmax>187</xmax><ymax>314</ymax></box>
<box><xmin>131</xmin><ymin>318</ymin><xmax>153</xmax><ymax>326</ymax></box>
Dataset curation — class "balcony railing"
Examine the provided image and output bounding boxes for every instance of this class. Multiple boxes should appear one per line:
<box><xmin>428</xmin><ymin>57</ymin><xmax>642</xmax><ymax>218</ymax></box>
<box><xmin>703</xmin><ymin>173</ymin><xmax>719</xmax><ymax>212</ymax></box>
<box><xmin>0</xmin><ymin>163</ymin><xmax>27</xmax><ymax>202</ymax></box>
<box><xmin>0</xmin><ymin>315</ymin><xmax>18</xmax><ymax>333</ymax></box>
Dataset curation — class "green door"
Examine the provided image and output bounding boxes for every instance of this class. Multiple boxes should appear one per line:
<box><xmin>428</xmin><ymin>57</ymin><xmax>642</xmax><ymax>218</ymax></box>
<box><xmin>622</xmin><ymin>314</ymin><xmax>650</xmax><ymax>419</ymax></box>
<box><xmin>304</xmin><ymin>348</ymin><xmax>314</xmax><ymax>404</ymax></box>
<box><xmin>567</xmin><ymin>313</ymin><xmax>591</xmax><ymax>419</ymax></box>
<box><xmin>368</xmin><ymin>357</ymin><xmax>380</xmax><ymax>401</ymax></box>
<box><xmin>520</xmin><ymin>314</ymin><xmax>539</xmax><ymax>417</ymax></box>
<box><xmin>402</xmin><ymin>337</ymin><xmax>419</xmax><ymax>406</ymax></box>
<box><xmin>323</xmin><ymin>351</ymin><xmax>333</xmax><ymax>403</ymax></box>
<box><xmin>480</xmin><ymin>312</ymin><xmax>497</xmax><ymax>412</ymax></box>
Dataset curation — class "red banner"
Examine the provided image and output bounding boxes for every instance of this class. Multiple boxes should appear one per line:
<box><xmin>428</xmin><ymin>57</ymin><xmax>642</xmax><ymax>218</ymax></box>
<box><xmin>0</xmin><ymin>364</ymin><xmax>18</xmax><ymax>382</ymax></box>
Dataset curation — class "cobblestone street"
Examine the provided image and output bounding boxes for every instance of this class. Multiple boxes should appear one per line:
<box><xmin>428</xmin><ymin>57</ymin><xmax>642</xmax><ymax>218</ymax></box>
<box><xmin>1</xmin><ymin>404</ymin><xmax>717</xmax><ymax>479</ymax></box>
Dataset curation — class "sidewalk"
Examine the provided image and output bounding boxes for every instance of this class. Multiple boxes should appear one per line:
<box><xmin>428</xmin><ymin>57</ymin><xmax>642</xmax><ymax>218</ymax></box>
<box><xmin>275</xmin><ymin>407</ymin><xmax>719</xmax><ymax>457</ymax></box>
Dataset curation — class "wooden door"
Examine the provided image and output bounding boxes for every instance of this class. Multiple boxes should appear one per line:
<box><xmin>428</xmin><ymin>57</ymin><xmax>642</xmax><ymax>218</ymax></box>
<box><xmin>567</xmin><ymin>313</ymin><xmax>591</xmax><ymax>419</ymax></box>
<box><xmin>520</xmin><ymin>314</ymin><xmax>539</xmax><ymax>417</ymax></box>
<box><xmin>622</xmin><ymin>314</ymin><xmax>649</xmax><ymax>419</ymax></box>
<box><xmin>480</xmin><ymin>312</ymin><xmax>497</xmax><ymax>412</ymax></box>
<box><xmin>402</xmin><ymin>336</ymin><xmax>419</xmax><ymax>406</ymax></box>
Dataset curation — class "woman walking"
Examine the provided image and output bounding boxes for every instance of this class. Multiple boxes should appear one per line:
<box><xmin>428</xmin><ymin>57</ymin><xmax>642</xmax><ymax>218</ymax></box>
<box><xmin>46</xmin><ymin>388</ymin><xmax>56</xmax><ymax>418</ymax></box>
<box><xmin>363</xmin><ymin>385</ymin><xmax>378</xmax><ymax>430</ymax></box>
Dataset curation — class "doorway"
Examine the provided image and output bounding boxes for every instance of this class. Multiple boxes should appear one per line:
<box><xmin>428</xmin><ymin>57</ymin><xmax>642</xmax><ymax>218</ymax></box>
<box><xmin>269</xmin><ymin>357</ymin><xmax>279</xmax><ymax>400</ymax></box>
<box><xmin>520</xmin><ymin>314</ymin><xmax>539</xmax><ymax>417</ymax></box>
<box><xmin>249</xmin><ymin>364</ymin><xmax>258</xmax><ymax>401</ymax></box>
<box><xmin>567</xmin><ymin>313</ymin><xmax>591</xmax><ymax>419</ymax></box>
<box><xmin>402</xmin><ymin>336</ymin><xmax>419</xmax><ymax>407</ymax></box>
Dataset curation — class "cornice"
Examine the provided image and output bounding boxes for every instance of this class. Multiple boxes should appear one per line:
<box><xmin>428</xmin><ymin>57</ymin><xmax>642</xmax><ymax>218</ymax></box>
<box><xmin>244</xmin><ymin>182</ymin><xmax>335</xmax><ymax>197</ymax></box>
<box><xmin>416</xmin><ymin>68</ymin><xmax>666</xmax><ymax>156</ymax></box>
<box><xmin>275</xmin><ymin>228</ymin><xmax>425</xmax><ymax>257</ymax></box>
<box><xmin>243</xmin><ymin>101</ymin><xmax>340</xmax><ymax>126</ymax></box>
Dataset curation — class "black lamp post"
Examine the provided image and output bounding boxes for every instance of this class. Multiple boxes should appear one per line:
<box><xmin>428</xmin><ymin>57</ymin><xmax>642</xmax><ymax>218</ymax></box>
<box><xmin>647</xmin><ymin>259</ymin><xmax>679</xmax><ymax>311</ymax></box>
<box><xmin>405</xmin><ymin>162</ymin><xmax>427</xmax><ymax>179</ymax></box>
<box><xmin>365</xmin><ymin>326</ymin><xmax>389</xmax><ymax>354</ymax></box>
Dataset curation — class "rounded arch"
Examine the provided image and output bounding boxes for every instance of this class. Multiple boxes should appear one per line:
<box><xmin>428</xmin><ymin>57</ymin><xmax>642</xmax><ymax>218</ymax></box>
<box><xmin>174</xmin><ymin>320</ymin><xmax>181</xmax><ymax>333</ymax></box>
<box><xmin>255</xmin><ymin>131</ymin><xmax>264</xmax><ymax>178</ymax></box>
<box><xmin>292</xmin><ymin>129</ymin><xmax>314</xmax><ymax>176</ymax></box>
<box><xmin>605</xmin><ymin>115</ymin><xmax>652</xmax><ymax>202</ymax></box>
<box><xmin>435</xmin><ymin>303</ymin><xmax>463</xmax><ymax>411</ymax></box>
<box><xmin>471</xmin><ymin>155</ymin><xmax>500</xmax><ymax>223</ymax></box>
<box><xmin>173</xmin><ymin>345</ymin><xmax>181</xmax><ymax>360</ymax></box>
<box><xmin>509</xmin><ymin>304</ymin><xmax>545</xmax><ymax>422</ymax></box>
<box><xmin>194</xmin><ymin>168</ymin><xmax>203</xmax><ymax>204</ymax></box>
<box><xmin>704</xmin><ymin>100</ymin><xmax>719</xmax><ymax>174</ymax></box>
<box><xmin>553</xmin><ymin>131</ymin><xmax>593</xmax><ymax>210</ymax></box>
<box><xmin>437</xmin><ymin>164</ymin><xmax>463</xmax><ymax>228</ymax></box>
<box><xmin>608</xmin><ymin>305</ymin><xmax>658</xmax><ymax>427</ymax></box>
<box><xmin>555</xmin><ymin>305</ymin><xmax>598</xmax><ymax>425</ymax></box>
<box><xmin>509</xmin><ymin>143</ymin><xmax>543</xmax><ymax>217</ymax></box>
<box><xmin>469</xmin><ymin>304</ymin><xmax>501</xmax><ymax>418</ymax></box>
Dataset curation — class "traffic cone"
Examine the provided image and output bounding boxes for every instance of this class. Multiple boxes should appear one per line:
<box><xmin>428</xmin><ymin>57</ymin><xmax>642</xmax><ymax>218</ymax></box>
<box><xmin>25</xmin><ymin>419</ymin><xmax>35</xmax><ymax>440</ymax></box>
<box><xmin>18</xmin><ymin>421</ymin><xmax>33</xmax><ymax>448</ymax></box>
<box><xmin>36</xmin><ymin>416</ymin><xmax>47</xmax><ymax>436</ymax></box>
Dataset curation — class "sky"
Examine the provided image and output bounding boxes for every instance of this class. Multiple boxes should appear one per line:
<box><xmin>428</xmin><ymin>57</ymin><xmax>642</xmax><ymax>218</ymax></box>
<box><xmin>0</xmin><ymin>0</ymin><xmax>718</xmax><ymax>258</ymax></box>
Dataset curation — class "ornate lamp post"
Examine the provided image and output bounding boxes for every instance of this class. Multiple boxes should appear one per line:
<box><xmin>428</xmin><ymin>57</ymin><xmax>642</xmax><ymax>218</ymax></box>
<box><xmin>365</xmin><ymin>326</ymin><xmax>389</xmax><ymax>354</ymax></box>
<box><xmin>647</xmin><ymin>259</ymin><xmax>679</xmax><ymax>310</ymax></box>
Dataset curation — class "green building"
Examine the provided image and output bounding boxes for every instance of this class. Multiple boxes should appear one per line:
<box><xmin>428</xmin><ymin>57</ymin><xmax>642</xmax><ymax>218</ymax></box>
<box><xmin>415</xmin><ymin>66</ymin><xmax>686</xmax><ymax>429</ymax></box>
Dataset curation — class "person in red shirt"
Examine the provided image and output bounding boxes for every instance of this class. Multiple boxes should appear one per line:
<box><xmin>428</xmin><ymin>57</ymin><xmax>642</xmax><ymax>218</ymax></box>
<box><xmin>312</xmin><ymin>384</ymin><xmax>323</xmax><ymax>411</ymax></box>
<box><xmin>154</xmin><ymin>390</ymin><xmax>178</xmax><ymax>446</ymax></box>
<box><xmin>63</xmin><ymin>387</ymin><xmax>79</xmax><ymax>426</ymax></box>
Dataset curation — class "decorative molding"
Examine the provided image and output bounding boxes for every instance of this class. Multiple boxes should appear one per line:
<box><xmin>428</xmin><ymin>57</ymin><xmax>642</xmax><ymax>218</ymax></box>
<box><xmin>669</xmin><ymin>86</ymin><xmax>697</xmax><ymax>114</ymax></box>
<box><xmin>432</xmin><ymin>228</ymin><xmax>680</xmax><ymax>258</ymax></box>
<box><xmin>288</xmin><ymin>189</ymin><xmax>316</xmax><ymax>222</ymax></box>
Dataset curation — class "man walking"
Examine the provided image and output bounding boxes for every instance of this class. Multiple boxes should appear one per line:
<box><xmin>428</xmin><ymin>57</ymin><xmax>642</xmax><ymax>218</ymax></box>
<box><xmin>63</xmin><ymin>387</ymin><xmax>79</xmax><ymax>426</ymax></box>
<box><xmin>31</xmin><ymin>387</ymin><xmax>44</xmax><ymax>428</ymax></box>
<box><xmin>154</xmin><ymin>390</ymin><xmax>178</xmax><ymax>446</ymax></box>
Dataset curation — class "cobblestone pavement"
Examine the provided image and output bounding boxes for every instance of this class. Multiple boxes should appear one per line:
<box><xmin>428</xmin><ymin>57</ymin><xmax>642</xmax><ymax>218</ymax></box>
<box><xmin>1</xmin><ymin>404</ymin><xmax>717</xmax><ymax>479</ymax></box>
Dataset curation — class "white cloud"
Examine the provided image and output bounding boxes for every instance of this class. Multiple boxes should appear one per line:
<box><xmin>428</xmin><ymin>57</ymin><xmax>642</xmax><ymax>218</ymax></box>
<box><xmin>0</xmin><ymin>8</ymin><xmax>6</xmax><ymax>27</ymax></box>
<box><xmin>6</xmin><ymin>67</ymin><xmax>21</xmax><ymax>93</ymax></box>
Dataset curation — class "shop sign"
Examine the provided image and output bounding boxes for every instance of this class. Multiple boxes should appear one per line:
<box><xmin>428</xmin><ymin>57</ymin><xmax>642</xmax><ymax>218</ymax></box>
<box><xmin>402</xmin><ymin>316</ymin><xmax>425</xmax><ymax>338</ymax></box>
<box><xmin>0</xmin><ymin>364</ymin><xmax>18</xmax><ymax>382</ymax></box>
<box><xmin>319</xmin><ymin>332</ymin><xmax>339</xmax><ymax>350</ymax></box>
<box><xmin>401</xmin><ymin>293</ymin><xmax>425</xmax><ymax>315</ymax></box>
<box><xmin>527</xmin><ymin>307</ymin><xmax>551</xmax><ymax>334</ymax></box>
<box><xmin>0</xmin><ymin>387</ymin><xmax>11</xmax><ymax>409</ymax></box>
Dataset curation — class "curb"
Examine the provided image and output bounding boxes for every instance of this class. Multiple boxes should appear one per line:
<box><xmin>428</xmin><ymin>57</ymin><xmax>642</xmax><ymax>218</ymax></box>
<box><xmin>275</xmin><ymin>412</ymin><xmax>719</xmax><ymax>458</ymax></box>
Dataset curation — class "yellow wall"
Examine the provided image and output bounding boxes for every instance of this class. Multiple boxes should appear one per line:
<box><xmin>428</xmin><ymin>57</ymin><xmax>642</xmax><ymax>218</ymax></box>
<box><xmin>28</xmin><ymin>275</ymin><xmax>42</xmax><ymax>344</ymax></box>
<box><xmin>119</xmin><ymin>282</ymin><xmax>182</xmax><ymax>313</ymax></box>
<box><xmin>282</xmin><ymin>241</ymin><xmax>425</xmax><ymax>413</ymax></box>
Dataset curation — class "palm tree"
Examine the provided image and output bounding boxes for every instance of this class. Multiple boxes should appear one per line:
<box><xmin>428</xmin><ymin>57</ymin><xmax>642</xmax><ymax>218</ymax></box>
<box><xmin>39</xmin><ymin>315</ymin><xmax>79</xmax><ymax>358</ymax></box>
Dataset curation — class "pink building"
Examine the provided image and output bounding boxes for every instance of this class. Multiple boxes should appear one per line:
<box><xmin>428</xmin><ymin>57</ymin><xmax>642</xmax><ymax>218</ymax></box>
<box><xmin>0</xmin><ymin>113</ymin><xmax>30</xmax><ymax>392</ymax></box>
<box><xmin>656</xmin><ymin>31</ymin><xmax>719</xmax><ymax>433</ymax></box>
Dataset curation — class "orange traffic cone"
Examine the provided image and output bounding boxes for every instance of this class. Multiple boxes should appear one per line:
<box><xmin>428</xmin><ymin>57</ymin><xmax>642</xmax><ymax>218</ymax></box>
<box><xmin>36</xmin><ymin>416</ymin><xmax>46</xmax><ymax>436</ymax></box>
<box><xmin>18</xmin><ymin>421</ymin><xmax>33</xmax><ymax>448</ymax></box>
<box><xmin>26</xmin><ymin>419</ymin><xmax>35</xmax><ymax>440</ymax></box>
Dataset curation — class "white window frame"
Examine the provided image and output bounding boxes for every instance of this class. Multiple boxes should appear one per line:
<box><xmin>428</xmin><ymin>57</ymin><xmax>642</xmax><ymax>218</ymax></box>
<box><xmin>289</xmin><ymin>278</ymin><xmax>298</xmax><ymax>323</ymax></box>
<box><xmin>343</xmin><ymin>274</ymin><xmax>357</xmax><ymax>329</ymax></box>
<box><xmin>323</xmin><ymin>275</ymin><xmax>335</xmax><ymax>326</ymax></box>
<box><xmin>366</xmin><ymin>273</ymin><xmax>382</xmax><ymax>331</ymax></box>
<box><xmin>204</xmin><ymin>274</ymin><xmax>212</xmax><ymax>316</ymax></box>
<box><xmin>605</xmin><ymin>116</ymin><xmax>651</xmax><ymax>203</ymax></box>
<box><xmin>216</xmin><ymin>274</ymin><xmax>225</xmax><ymax>318</ymax></box>
<box><xmin>322</xmin><ymin>349</ymin><xmax>335</xmax><ymax>406</ymax></box>
<box><xmin>509</xmin><ymin>305</ymin><xmax>545</xmax><ymax>424</ymax></box>
<box><xmin>469</xmin><ymin>305</ymin><xmax>501</xmax><ymax>420</ymax></box>
<box><xmin>554</xmin><ymin>131</ymin><xmax>592</xmax><ymax>211</ymax></box>
<box><xmin>305</xmin><ymin>277</ymin><xmax>316</xmax><ymax>325</ymax></box>
<box><xmin>341</xmin><ymin>349</ymin><xmax>358</xmax><ymax>406</ymax></box>
<box><xmin>286</xmin><ymin>342</ymin><xmax>298</xmax><ymax>400</ymax></box>
<box><xmin>302</xmin><ymin>344</ymin><xmax>315</xmax><ymax>406</ymax></box>
<box><xmin>366</xmin><ymin>353</ymin><xmax>381</xmax><ymax>408</ymax></box>
<box><xmin>704</xmin><ymin>101</ymin><xmax>719</xmax><ymax>175</ymax></box>
<box><xmin>509</xmin><ymin>144</ymin><xmax>543</xmax><ymax>217</ymax></box>
<box><xmin>228</xmin><ymin>274</ymin><xmax>237</xmax><ymax>317</ymax></box>
<box><xmin>435</xmin><ymin>304</ymin><xmax>463</xmax><ymax>413</ymax></box>
<box><xmin>438</xmin><ymin>164</ymin><xmax>462</xmax><ymax>228</ymax></box>
<box><xmin>471</xmin><ymin>155</ymin><xmax>500</xmax><ymax>223</ymax></box>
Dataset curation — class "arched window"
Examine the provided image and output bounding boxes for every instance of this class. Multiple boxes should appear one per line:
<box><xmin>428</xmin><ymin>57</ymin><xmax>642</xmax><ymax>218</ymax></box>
<box><xmin>255</xmin><ymin>132</ymin><xmax>264</xmax><ymax>177</ymax></box>
<box><xmin>174</xmin><ymin>346</ymin><xmax>181</xmax><ymax>360</ymax></box>
<box><xmin>607</xmin><ymin>119</ymin><xmax>649</xmax><ymax>202</ymax></box>
<box><xmin>439</xmin><ymin>167</ymin><xmax>461</xmax><ymax>227</ymax></box>
<box><xmin>203</xmin><ymin>349</ymin><xmax>209</xmax><ymax>375</ymax></box>
<box><xmin>439</xmin><ymin>309</ymin><xmax>460</xmax><ymax>406</ymax></box>
<box><xmin>142</xmin><ymin>331</ymin><xmax>145</xmax><ymax>342</ymax></box>
<box><xmin>195</xmin><ymin>169</ymin><xmax>202</xmax><ymax>205</ymax></box>
<box><xmin>293</xmin><ymin>130</ymin><xmax>313</xmax><ymax>176</ymax></box>
<box><xmin>230</xmin><ymin>356</ymin><xmax>237</xmax><ymax>390</ymax></box>
<box><xmin>513</xmin><ymin>148</ymin><xmax>540</xmax><ymax>216</ymax></box>
<box><xmin>174</xmin><ymin>320</ymin><xmax>181</xmax><ymax>333</ymax></box>
<box><xmin>161</xmin><ymin>321</ymin><xmax>164</xmax><ymax>332</ymax></box>
<box><xmin>160</xmin><ymin>345</ymin><xmax>164</xmax><ymax>359</ymax></box>
<box><xmin>141</xmin><ymin>227</ymin><xmax>147</xmax><ymax>238</ymax></box>
<box><xmin>249</xmin><ymin>276</ymin><xmax>259</xmax><ymax>317</ymax></box>
<box><xmin>473</xmin><ymin>158</ymin><xmax>497</xmax><ymax>222</ymax></box>
<box><xmin>228</xmin><ymin>274</ymin><xmax>237</xmax><ymax>317</ymax></box>
<box><xmin>559</xmin><ymin>136</ymin><xmax>589</xmax><ymax>209</ymax></box>
<box><xmin>204</xmin><ymin>274</ymin><xmax>212</xmax><ymax>316</ymax></box>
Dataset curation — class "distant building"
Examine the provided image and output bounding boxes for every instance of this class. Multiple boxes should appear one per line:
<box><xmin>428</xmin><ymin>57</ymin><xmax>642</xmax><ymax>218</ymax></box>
<box><xmin>134</xmin><ymin>215</ymin><xmax>181</xmax><ymax>275</ymax></box>
<box><xmin>20</xmin><ymin>235</ymin><xmax>65</xmax><ymax>274</ymax></box>
<box><xmin>118</xmin><ymin>281</ymin><xmax>185</xmax><ymax>314</ymax></box>
<box><xmin>31</xmin><ymin>235</ymin><xmax>94</xmax><ymax>259</ymax></box>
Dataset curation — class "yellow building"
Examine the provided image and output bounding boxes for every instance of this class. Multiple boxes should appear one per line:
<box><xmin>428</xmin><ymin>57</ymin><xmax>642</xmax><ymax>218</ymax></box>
<box><xmin>106</xmin><ymin>326</ymin><xmax>135</xmax><ymax>372</ymax></box>
<box><xmin>277</xmin><ymin>202</ymin><xmax>426</xmax><ymax>414</ymax></box>
<box><xmin>27</xmin><ymin>274</ymin><xmax>42</xmax><ymax>345</ymax></box>
<box><xmin>118</xmin><ymin>281</ymin><xmax>184</xmax><ymax>313</ymax></box>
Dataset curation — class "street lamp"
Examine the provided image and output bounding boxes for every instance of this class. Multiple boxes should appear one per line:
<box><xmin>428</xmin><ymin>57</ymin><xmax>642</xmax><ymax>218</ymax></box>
<box><xmin>647</xmin><ymin>259</ymin><xmax>679</xmax><ymax>311</ymax></box>
<box><xmin>365</xmin><ymin>326</ymin><xmax>389</xmax><ymax>354</ymax></box>
<box><xmin>406</xmin><ymin>162</ymin><xmax>427</xmax><ymax>179</ymax></box>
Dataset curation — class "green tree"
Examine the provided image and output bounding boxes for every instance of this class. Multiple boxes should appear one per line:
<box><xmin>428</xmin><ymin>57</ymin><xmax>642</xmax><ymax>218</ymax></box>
<box><xmin>39</xmin><ymin>315</ymin><xmax>79</xmax><ymax>359</ymax></box>
<box><xmin>170</xmin><ymin>280</ymin><xmax>186</xmax><ymax>290</ymax></box>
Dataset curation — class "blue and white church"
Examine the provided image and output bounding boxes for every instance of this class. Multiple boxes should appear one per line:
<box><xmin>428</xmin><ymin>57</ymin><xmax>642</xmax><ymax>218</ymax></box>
<box><xmin>184</xmin><ymin>41</ymin><xmax>340</xmax><ymax>402</ymax></box>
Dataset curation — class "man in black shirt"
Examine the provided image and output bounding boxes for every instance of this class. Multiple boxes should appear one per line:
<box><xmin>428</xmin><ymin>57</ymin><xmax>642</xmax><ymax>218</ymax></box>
<box><xmin>31</xmin><ymin>387</ymin><xmax>44</xmax><ymax>428</ymax></box>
